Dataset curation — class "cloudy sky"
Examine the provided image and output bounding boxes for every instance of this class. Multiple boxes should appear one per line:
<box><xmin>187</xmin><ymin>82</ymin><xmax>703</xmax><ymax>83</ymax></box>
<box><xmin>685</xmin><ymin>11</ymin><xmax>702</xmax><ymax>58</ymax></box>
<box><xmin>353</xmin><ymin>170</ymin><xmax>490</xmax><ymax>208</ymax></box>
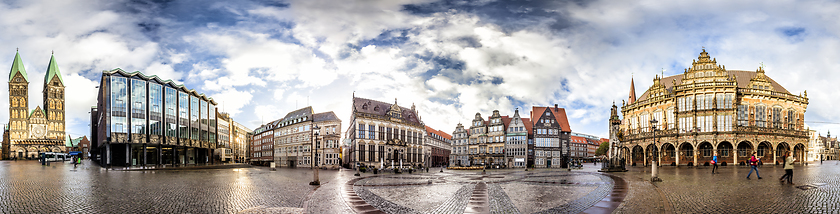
<box><xmin>2</xmin><ymin>0</ymin><xmax>840</xmax><ymax>140</ymax></box>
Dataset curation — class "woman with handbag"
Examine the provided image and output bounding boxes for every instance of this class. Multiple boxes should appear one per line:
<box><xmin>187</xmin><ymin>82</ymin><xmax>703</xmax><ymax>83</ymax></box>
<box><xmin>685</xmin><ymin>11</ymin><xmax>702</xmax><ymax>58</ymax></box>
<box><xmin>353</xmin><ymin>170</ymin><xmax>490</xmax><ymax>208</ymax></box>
<box><xmin>711</xmin><ymin>152</ymin><xmax>718</xmax><ymax>174</ymax></box>
<box><xmin>781</xmin><ymin>151</ymin><xmax>795</xmax><ymax>184</ymax></box>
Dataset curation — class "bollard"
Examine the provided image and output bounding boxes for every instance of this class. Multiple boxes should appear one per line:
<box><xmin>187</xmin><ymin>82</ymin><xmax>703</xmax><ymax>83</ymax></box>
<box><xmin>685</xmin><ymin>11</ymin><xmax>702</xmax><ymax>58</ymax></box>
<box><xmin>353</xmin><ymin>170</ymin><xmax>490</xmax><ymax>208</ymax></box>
<box><xmin>651</xmin><ymin>160</ymin><xmax>661</xmax><ymax>182</ymax></box>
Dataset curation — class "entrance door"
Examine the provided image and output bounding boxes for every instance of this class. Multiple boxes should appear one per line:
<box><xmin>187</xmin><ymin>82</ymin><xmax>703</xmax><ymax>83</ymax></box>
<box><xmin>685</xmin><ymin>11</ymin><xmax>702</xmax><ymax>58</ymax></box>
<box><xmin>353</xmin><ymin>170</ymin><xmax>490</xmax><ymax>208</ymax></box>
<box><xmin>547</xmin><ymin>159</ymin><xmax>552</xmax><ymax>168</ymax></box>
<box><xmin>17</xmin><ymin>152</ymin><xmax>23</xmax><ymax>159</ymax></box>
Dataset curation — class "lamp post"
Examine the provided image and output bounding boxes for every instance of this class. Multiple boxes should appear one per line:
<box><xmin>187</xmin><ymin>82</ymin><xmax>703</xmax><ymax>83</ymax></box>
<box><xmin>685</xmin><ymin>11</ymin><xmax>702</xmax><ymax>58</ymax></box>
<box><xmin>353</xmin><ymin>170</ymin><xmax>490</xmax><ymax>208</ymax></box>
<box><xmin>310</xmin><ymin>125</ymin><xmax>321</xmax><ymax>186</ymax></box>
<box><xmin>650</xmin><ymin>118</ymin><xmax>662</xmax><ymax>182</ymax></box>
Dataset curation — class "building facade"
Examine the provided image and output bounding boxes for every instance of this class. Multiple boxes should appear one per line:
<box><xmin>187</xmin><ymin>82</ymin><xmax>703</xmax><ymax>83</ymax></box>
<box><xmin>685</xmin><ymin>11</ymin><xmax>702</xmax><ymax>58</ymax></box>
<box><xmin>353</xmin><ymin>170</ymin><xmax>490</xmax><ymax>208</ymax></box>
<box><xmin>215</xmin><ymin>112</ymin><xmax>252</xmax><ymax>163</ymax></box>
<box><xmin>232</xmin><ymin>121</ymin><xmax>252</xmax><ymax>163</ymax></box>
<box><xmin>250</xmin><ymin>124</ymin><xmax>274</xmax><ymax>166</ymax></box>
<box><xmin>255</xmin><ymin>107</ymin><xmax>343</xmax><ymax>169</ymax></box>
<box><xmin>216</xmin><ymin>113</ymin><xmax>232</xmax><ymax>162</ymax></box>
<box><xmin>530</xmin><ymin>105</ymin><xmax>572</xmax><ymax>168</ymax></box>
<box><xmin>347</xmin><ymin>96</ymin><xmax>425</xmax><ymax>169</ymax></box>
<box><xmin>3</xmin><ymin>51</ymin><xmax>66</xmax><ymax>160</ymax></box>
<box><xmin>620</xmin><ymin>49</ymin><xmax>809</xmax><ymax>167</ymax></box>
<box><xmin>91</xmin><ymin>69</ymin><xmax>218</xmax><ymax>167</ymax></box>
<box><xmin>450</xmin><ymin>123</ymin><xmax>469</xmax><ymax>166</ymax></box>
<box><xmin>504</xmin><ymin>109</ymin><xmax>531</xmax><ymax>168</ymax></box>
<box><xmin>424</xmin><ymin>126</ymin><xmax>452</xmax><ymax>167</ymax></box>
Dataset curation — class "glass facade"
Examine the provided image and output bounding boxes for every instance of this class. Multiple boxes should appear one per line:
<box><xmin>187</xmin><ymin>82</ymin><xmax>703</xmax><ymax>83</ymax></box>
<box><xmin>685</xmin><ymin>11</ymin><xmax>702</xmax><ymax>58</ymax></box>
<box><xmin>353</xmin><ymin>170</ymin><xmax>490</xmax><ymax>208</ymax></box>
<box><xmin>131</xmin><ymin>79</ymin><xmax>146</xmax><ymax>135</ymax></box>
<box><xmin>178</xmin><ymin>92</ymin><xmax>189</xmax><ymax>139</ymax></box>
<box><xmin>190</xmin><ymin>95</ymin><xmax>199</xmax><ymax>140</ymax></box>
<box><xmin>165</xmin><ymin>87</ymin><xmax>177</xmax><ymax>137</ymax></box>
<box><xmin>209</xmin><ymin>104</ymin><xmax>216</xmax><ymax>145</ymax></box>
<box><xmin>110</xmin><ymin>77</ymin><xmax>127</xmax><ymax>134</ymax></box>
<box><xmin>149</xmin><ymin>83</ymin><xmax>162</xmax><ymax>136</ymax></box>
<box><xmin>99</xmin><ymin>71</ymin><xmax>219</xmax><ymax>167</ymax></box>
<box><xmin>200</xmin><ymin>100</ymin><xmax>209</xmax><ymax>141</ymax></box>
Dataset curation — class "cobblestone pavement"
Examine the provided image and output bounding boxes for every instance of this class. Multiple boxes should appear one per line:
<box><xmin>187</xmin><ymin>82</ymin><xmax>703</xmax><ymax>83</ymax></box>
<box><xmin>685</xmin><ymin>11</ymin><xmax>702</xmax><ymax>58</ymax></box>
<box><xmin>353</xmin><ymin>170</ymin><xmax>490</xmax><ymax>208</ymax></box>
<box><xmin>12</xmin><ymin>159</ymin><xmax>836</xmax><ymax>213</ymax></box>
<box><xmin>606</xmin><ymin>160</ymin><xmax>840</xmax><ymax>214</ymax></box>
<box><xmin>348</xmin><ymin>168</ymin><xmax>619</xmax><ymax>214</ymax></box>
<box><xmin>0</xmin><ymin>160</ymin><xmax>347</xmax><ymax>214</ymax></box>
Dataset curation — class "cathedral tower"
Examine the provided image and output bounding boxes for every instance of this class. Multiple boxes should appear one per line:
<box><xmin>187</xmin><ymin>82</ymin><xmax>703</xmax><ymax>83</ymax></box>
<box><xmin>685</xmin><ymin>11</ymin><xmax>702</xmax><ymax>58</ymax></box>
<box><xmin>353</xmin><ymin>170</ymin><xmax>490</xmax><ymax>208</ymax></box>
<box><xmin>8</xmin><ymin>50</ymin><xmax>29</xmax><ymax>141</ymax></box>
<box><xmin>42</xmin><ymin>53</ymin><xmax>65</xmax><ymax>140</ymax></box>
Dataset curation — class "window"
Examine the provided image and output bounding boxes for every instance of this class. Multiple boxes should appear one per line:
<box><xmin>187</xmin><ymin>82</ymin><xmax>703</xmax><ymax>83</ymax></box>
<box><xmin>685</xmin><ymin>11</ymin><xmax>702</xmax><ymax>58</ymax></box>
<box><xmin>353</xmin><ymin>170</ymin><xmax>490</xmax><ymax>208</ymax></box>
<box><xmin>701</xmin><ymin>144</ymin><xmax>712</xmax><ymax>157</ymax></box>
<box><xmin>772</xmin><ymin>107</ymin><xmax>782</xmax><ymax>128</ymax></box>
<box><xmin>368</xmin><ymin>125</ymin><xmax>375</xmax><ymax>139</ymax></box>
<box><xmin>737</xmin><ymin>105</ymin><xmax>749</xmax><ymax>127</ymax></box>
<box><xmin>756</xmin><ymin>105</ymin><xmax>767</xmax><ymax>127</ymax></box>
<box><xmin>696</xmin><ymin>95</ymin><xmax>703</xmax><ymax>110</ymax></box>
<box><xmin>358</xmin><ymin>124</ymin><xmax>365</xmax><ymax>139</ymax></box>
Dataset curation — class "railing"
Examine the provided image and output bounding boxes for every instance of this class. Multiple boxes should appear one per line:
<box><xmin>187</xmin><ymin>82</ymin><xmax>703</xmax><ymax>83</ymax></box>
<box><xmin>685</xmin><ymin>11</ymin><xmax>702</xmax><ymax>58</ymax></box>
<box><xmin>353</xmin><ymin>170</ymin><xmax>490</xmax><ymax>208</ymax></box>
<box><xmin>737</xmin><ymin>88</ymin><xmax>808</xmax><ymax>103</ymax></box>
<box><xmin>624</xmin><ymin>125</ymin><xmax>808</xmax><ymax>141</ymax></box>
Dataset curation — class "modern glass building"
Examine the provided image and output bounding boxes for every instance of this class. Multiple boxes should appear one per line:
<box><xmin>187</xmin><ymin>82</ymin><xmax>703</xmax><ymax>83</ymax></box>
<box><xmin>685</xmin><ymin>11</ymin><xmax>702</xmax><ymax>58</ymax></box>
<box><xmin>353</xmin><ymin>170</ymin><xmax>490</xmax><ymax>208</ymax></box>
<box><xmin>90</xmin><ymin>69</ymin><xmax>218</xmax><ymax>167</ymax></box>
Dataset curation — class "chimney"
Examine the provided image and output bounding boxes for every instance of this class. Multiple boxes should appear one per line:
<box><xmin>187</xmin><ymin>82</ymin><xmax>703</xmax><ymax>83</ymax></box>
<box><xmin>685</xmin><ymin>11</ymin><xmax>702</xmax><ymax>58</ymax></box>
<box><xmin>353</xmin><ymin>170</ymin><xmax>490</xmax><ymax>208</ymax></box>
<box><xmin>554</xmin><ymin>104</ymin><xmax>558</xmax><ymax>112</ymax></box>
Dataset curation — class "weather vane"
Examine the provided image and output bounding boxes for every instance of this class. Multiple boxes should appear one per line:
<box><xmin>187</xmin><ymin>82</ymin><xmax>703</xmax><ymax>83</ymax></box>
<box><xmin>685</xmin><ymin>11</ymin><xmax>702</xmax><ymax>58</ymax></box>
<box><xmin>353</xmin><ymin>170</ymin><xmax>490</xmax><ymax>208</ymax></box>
<box><xmin>760</xmin><ymin>62</ymin><xmax>765</xmax><ymax>69</ymax></box>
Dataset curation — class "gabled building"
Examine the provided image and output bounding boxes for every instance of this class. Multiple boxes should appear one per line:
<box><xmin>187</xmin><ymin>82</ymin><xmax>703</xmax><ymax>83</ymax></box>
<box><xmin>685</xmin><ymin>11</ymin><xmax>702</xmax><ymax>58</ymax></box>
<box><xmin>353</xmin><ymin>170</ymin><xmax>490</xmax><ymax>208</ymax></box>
<box><xmin>450</xmin><ymin>123</ymin><xmax>469</xmax><ymax>166</ymax></box>
<box><xmin>621</xmin><ymin>49</ymin><xmax>809</xmax><ymax>166</ymax></box>
<box><xmin>4</xmin><ymin>50</ymin><xmax>66</xmax><ymax>160</ymax></box>
<box><xmin>530</xmin><ymin>105</ymin><xmax>572</xmax><ymax>168</ymax></box>
<box><xmin>504</xmin><ymin>109</ymin><xmax>531</xmax><ymax>168</ymax></box>
<box><xmin>347</xmin><ymin>96</ymin><xmax>425</xmax><ymax>169</ymax></box>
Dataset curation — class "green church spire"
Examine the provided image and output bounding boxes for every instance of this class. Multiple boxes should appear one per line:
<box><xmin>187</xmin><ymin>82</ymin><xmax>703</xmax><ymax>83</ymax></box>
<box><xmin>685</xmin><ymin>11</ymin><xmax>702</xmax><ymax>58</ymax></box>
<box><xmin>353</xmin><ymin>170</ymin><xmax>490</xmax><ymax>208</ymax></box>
<box><xmin>9</xmin><ymin>50</ymin><xmax>29</xmax><ymax>83</ymax></box>
<box><xmin>45</xmin><ymin>52</ymin><xmax>64</xmax><ymax>85</ymax></box>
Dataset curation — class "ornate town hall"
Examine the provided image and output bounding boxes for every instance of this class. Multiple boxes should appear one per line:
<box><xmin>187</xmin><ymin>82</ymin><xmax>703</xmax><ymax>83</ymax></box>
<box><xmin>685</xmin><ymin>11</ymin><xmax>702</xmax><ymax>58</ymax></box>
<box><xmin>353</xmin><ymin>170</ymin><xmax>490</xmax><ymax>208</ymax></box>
<box><xmin>620</xmin><ymin>49</ymin><xmax>808</xmax><ymax>167</ymax></box>
<box><xmin>3</xmin><ymin>50</ymin><xmax>66</xmax><ymax>159</ymax></box>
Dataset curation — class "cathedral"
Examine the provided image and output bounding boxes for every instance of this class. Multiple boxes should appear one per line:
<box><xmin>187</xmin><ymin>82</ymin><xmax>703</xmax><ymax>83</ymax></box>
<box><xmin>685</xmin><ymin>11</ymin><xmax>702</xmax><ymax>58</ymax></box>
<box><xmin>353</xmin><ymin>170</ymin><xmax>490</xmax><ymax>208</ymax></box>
<box><xmin>2</xmin><ymin>50</ymin><xmax>66</xmax><ymax>159</ymax></box>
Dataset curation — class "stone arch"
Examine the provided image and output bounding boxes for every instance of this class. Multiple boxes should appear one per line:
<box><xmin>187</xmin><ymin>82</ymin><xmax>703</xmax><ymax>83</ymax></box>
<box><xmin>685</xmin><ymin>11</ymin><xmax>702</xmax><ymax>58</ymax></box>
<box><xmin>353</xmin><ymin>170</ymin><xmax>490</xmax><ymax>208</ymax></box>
<box><xmin>757</xmin><ymin>142</ymin><xmax>772</xmax><ymax>162</ymax></box>
<box><xmin>776</xmin><ymin>142</ymin><xmax>790</xmax><ymax>164</ymax></box>
<box><xmin>698</xmin><ymin>142</ymin><xmax>714</xmax><ymax>165</ymax></box>
<box><xmin>678</xmin><ymin>142</ymin><xmax>694</xmax><ymax>166</ymax></box>
<box><xmin>793</xmin><ymin>143</ymin><xmax>806</xmax><ymax>164</ymax></box>
<box><xmin>631</xmin><ymin>145</ymin><xmax>644</xmax><ymax>166</ymax></box>
<box><xmin>621</xmin><ymin>147</ymin><xmax>632</xmax><ymax>164</ymax></box>
<box><xmin>660</xmin><ymin>143</ymin><xmax>676</xmax><ymax>165</ymax></box>
<box><xmin>736</xmin><ymin>141</ymin><xmax>754</xmax><ymax>165</ymax></box>
<box><xmin>716</xmin><ymin>141</ymin><xmax>733</xmax><ymax>164</ymax></box>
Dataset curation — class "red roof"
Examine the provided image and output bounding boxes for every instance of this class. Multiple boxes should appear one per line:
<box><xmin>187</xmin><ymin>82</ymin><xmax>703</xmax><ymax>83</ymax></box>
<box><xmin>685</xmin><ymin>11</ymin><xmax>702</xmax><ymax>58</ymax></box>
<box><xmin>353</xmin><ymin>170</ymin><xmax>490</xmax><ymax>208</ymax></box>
<box><xmin>501</xmin><ymin>116</ymin><xmax>511</xmax><ymax>129</ymax></box>
<box><xmin>530</xmin><ymin>106</ymin><xmax>572</xmax><ymax>132</ymax></box>
<box><xmin>522</xmin><ymin>118</ymin><xmax>533</xmax><ymax>134</ymax></box>
<box><xmin>570</xmin><ymin>136</ymin><xmax>587</xmax><ymax>144</ymax></box>
<box><xmin>425</xmin><ymin>125</ymin><xmax>452</xmax><ymax>140</ymax></box>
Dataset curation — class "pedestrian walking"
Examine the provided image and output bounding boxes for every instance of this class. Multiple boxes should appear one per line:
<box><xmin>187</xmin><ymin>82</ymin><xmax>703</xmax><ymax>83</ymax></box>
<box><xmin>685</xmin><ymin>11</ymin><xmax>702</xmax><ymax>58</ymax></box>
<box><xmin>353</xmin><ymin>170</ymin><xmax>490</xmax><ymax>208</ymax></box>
<box><xmin>711</xmin><ymin>152</ymin><xmax>718</xmax><ymax>174</ymax></box>
<box><xmin>746</xmin><ymin>152</ymin><xmax>762</xmax><ymax>179</ymax></box>
<box><xmin>779</xmin><ymin>151</ymin><xmax>795</xmax><ymax>184</ymax></box>
<box><xmin>73</xmin><ymin>156</ymin><xmax>79</xmax><ymax>168</ymax></box>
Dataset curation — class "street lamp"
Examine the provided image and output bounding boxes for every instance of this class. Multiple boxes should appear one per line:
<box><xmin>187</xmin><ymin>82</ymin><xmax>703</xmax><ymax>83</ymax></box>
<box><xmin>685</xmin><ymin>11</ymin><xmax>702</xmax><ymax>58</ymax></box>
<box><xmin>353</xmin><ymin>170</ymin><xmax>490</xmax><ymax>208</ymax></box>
<box><xmin>310</xmin><ymin>125</ymin><xmax>321</xmax><ymax>186</ymax></box>
<box><xmin>650</xmin><ymin>118</ymin><xmax>662</xmax><ymax>182</ymax></box>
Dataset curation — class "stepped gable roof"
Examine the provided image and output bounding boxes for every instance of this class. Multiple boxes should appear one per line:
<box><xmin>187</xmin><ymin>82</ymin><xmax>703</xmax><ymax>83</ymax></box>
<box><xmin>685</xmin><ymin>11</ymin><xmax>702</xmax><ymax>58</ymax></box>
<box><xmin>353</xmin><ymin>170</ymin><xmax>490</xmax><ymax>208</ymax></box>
<box><xmin>425</xmin><ymin>125</ymin><xmax>452</xmax><ymax>140</ymax></box>
<box><xmin>637</xmin><ymin>70</ymin><xmax>791</xmax><ymax>102</ymax></box>
<box><xmin>45</xmin><ymin>53</ymin><xmax>63</xmax><ymax>84</ymax></box>
<box><xmin>353</xmin><ymin>97</ymin><xmax>422</xmax><ymax>125</ymax></box>
<box><xmin>9</xmin><ymin>50</ymin><xmax>29</xmax><ymax>82</ymax></box>
<box><xmin>313</xmin><ymin>111</ymin><xmax>340</xmax><ymax>122</ymax></box>
<box><xmin>104</xmin><ymin>68</ymin><xmax>217</xmax><ymax>105</ymax></box>
<box><xmin>530</xmin><ymin>106</ymin><xmax>572</xmax><ymax>132</ymax></box>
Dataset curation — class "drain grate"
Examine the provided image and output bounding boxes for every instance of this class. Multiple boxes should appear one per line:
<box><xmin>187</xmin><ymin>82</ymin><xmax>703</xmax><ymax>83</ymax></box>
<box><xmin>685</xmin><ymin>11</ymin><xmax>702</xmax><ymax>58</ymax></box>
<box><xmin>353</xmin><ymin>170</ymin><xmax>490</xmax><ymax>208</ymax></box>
<box><xmin>796</xmin><ymin>183</ymin><xmax>828</xmax><ymax>190</ymax></box>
